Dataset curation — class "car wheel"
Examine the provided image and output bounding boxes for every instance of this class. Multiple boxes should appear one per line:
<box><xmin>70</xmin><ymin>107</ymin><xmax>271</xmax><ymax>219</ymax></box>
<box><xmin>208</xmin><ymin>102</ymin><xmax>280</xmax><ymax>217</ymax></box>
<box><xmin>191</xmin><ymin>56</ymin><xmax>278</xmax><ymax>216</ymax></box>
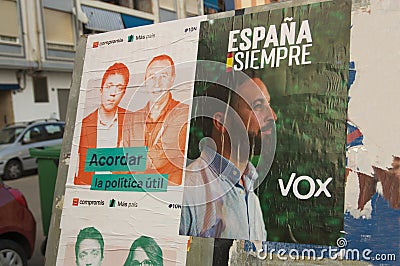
<box><xmin>4</xmin><ymin>160</ymin><xmax>22</xmax><ymax>180</ymax></box>
<box><xmin>0</xmin><ymin>239</ymin><xmax>28</xmax><ymax>266</ymax></box>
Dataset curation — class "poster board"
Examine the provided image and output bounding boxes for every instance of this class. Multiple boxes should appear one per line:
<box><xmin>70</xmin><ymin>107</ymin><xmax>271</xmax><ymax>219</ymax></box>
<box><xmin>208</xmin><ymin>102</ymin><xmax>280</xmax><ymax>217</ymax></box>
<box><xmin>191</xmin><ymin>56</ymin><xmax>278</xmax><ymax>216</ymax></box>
<box><xmin>56</xmin><ymin>16</ymin><xmax>205</xmax><ymax>266</ymax></box>
<box><xmin>54</xmin><ymin>1</ymin><xmax>398</xmax><ymax>262</ymax></box>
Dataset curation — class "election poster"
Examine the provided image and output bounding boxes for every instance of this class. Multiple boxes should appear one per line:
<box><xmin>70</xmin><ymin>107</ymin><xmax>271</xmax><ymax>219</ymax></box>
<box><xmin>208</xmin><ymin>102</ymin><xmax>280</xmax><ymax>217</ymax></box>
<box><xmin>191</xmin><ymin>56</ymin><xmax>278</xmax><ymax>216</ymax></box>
<box><xmin>58</xmin><ymin>189</ymin><xmax>189</xmax><ymax>266</ymax></box>
<box><xmin>180</xmin><ymin>0</ymin><xmax>351</xmax><ymax>246</ymax></box>
<box><xmin>56</xmin><ymin>15</ymin><xmax>205</xmax><ymax>265</ymax></box>
<box><xmin>228</xmin><ymin>2</ymin><xmax>399</xmax><ymax>265</ymax></box>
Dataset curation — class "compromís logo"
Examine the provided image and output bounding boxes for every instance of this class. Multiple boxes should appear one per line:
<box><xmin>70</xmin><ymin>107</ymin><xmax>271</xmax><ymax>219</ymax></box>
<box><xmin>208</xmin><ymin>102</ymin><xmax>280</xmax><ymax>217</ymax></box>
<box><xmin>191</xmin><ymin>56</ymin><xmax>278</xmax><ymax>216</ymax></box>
<box><xmin>72</xmin><ymin>198</ymin><xmax>105</xmax><ymax>207</ymax></box>
<box><xmin>72</xmin><ymin>198</ymin><xmax>79</xmax><ymax>206</ymax></box>
<box><xmin>92</xmin><ymin>37</ymin><xmax>124</xmax><ymax>48</ymax></box>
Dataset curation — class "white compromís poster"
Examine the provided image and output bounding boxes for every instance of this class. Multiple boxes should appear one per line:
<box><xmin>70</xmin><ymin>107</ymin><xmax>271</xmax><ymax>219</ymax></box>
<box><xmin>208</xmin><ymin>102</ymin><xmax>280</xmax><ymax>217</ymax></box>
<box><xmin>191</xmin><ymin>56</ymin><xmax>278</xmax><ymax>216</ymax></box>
<box><xmin>56</xmin><ymin>15</ymin><xmax>205</xmax><ymax>266</ymax></box>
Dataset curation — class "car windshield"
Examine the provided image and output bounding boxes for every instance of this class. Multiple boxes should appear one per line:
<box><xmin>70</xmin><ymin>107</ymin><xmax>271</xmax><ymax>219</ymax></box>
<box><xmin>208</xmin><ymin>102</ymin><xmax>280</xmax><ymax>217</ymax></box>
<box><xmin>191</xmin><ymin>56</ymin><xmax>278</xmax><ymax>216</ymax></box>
<box><xmin>0</xmin><ymin>127</ymin><xmax>25</xmax><ymax>144</ymax></box>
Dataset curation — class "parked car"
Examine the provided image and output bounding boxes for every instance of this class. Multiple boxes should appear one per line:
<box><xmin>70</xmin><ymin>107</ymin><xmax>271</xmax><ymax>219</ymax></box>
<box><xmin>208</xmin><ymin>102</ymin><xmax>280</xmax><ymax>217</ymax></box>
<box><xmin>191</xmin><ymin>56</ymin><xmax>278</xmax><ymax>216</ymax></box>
<box><xmin>0</xmin><ymin>177</ymin><xmax>36</xmax><ymax>266</ymax></box>
<box><xmin>0</xmin><ymin>119</ymin><xmax>65</xmax><ymax>179</ymax></box>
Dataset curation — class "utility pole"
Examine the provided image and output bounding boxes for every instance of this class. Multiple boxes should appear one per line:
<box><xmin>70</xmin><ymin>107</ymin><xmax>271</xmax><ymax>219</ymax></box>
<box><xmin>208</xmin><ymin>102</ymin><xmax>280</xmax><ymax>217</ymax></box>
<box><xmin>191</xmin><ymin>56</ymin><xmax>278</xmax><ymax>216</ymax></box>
<box><xmin>44</xmin><ymin>37</ymin><xmax>87</xmax><ymax>266</ymax></box>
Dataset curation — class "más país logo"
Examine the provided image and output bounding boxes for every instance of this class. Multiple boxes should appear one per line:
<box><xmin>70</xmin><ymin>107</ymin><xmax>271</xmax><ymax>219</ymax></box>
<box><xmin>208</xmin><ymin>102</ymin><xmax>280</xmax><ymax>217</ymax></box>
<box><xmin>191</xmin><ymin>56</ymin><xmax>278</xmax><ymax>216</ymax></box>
<box><xmin>108</xmin><ymin>199</ymin><xmax>138</xmax><ymax>208</ymax></box>
<box><xmin>109</xmin><ymin>199</ymin><xmax>116</xmax><ymax>207</ymax></box>
<box><xmin>128</xmin><ymin>33</ymin><xmax>155</xmax><ymax>41</ymax></box>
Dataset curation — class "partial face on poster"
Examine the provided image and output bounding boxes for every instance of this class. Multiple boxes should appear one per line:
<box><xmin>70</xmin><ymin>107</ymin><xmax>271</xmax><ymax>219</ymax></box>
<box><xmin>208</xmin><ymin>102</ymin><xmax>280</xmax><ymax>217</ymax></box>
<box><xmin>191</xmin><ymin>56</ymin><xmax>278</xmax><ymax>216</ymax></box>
<box><xmin>123</xmin><ymin>236</ymin><xmax>163</xmax><ymax>266</ymax></box>
<box><xmin>100</xmin><ymin>73</ymin><xmax>128</xmax><ymax>113</ymax></box>
<box><xmin>229</xmin><ymin>77</ymin><xmax>276</xmax><ymax>155</ymax></box>
<box><xmin>144</xmin><ymin>55</ymin><xmax>176</xmax><ymax>107</ymax></box>
<box><xmin>75</xmin><ymin>227</ymin><xmax>104</xmax><ymax>266</ymax></box>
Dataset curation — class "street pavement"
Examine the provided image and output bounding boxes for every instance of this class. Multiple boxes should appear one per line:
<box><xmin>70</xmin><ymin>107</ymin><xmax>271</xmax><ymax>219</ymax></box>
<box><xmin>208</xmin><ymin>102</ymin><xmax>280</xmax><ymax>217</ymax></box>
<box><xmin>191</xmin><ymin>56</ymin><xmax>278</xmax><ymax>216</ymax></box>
<box><xmin>5</xmin><ymin>174</ymin><xmax>46</xmax><ymax>266</ymax></box>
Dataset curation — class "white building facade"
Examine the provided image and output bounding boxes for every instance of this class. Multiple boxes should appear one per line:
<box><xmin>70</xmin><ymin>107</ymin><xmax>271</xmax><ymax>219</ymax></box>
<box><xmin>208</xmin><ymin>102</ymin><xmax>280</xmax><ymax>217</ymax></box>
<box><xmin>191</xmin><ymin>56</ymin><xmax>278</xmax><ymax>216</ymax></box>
<box><xmin>0</xmin><ymin>0</ymin><xmax>207</xmax><ymax>128</ymax></box>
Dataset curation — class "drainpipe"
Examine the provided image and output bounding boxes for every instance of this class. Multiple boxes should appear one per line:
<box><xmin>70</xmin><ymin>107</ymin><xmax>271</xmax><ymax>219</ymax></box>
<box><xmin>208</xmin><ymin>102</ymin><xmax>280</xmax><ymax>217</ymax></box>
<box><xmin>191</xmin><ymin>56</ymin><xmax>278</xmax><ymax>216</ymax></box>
<box><xmin>198</xmin><ymin>0</ymin><xmax>205</xmax><ymax>15</ymax></box>
<box><xmin>73</xmin><ymin>0</ymin><xmax>88</xmax><ymax>39</ymax></box>
<box><xmin>151</xmin><ymin>0</ymin><xmax>160</xmax><ymax>23</ymax></box>
<box><xmin>34</xmin><ymin>0</ymin><xmax>44</xmax><ymax>71</ymax></box>
<box><xmin>176</xmin><ymin>0</ymin><xmax>186</xmax><ymax>19</ymax></box>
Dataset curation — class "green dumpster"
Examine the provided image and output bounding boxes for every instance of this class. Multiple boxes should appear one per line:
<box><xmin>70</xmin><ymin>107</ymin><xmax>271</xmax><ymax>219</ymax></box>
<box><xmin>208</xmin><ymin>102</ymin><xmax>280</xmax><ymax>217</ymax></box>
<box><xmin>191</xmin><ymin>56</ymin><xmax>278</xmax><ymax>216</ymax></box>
<box><xmin>29</xmin><ymin>145</ymin><xmax>61</xmax><ymax>237</ymax></box>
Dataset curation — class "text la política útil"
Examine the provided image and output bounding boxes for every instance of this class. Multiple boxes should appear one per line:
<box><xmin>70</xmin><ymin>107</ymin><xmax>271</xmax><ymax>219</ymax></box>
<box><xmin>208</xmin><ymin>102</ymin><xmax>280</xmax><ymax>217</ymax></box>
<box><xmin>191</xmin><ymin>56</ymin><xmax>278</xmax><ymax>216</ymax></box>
<box><xmin>91</xmin><ymin>174</ymin><xmax>168</xmax><ymax>192</ymax></box>
<box><xmin>227</xmin><ymin>19</ymin><xmax>313</xmax><ymax>70</ymax></box>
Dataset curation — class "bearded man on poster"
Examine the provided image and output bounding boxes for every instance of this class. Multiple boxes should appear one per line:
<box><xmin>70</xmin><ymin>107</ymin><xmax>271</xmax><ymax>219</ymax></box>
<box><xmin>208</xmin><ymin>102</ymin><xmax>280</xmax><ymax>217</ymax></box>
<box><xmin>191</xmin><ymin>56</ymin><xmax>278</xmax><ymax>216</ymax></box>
<box><xmin>180</xmin><ymin>76</ymin><xmax>277</xmax><ymax>240</ymax></box>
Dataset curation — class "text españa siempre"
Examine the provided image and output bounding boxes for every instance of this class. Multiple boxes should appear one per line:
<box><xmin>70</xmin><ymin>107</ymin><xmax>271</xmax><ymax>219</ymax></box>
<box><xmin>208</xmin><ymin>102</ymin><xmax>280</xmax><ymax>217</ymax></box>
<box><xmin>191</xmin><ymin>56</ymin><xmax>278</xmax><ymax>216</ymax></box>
<box><xmin>227</xmin><ymin>19</ymin><xmax>313</xmax><ymax>70</ymax></box>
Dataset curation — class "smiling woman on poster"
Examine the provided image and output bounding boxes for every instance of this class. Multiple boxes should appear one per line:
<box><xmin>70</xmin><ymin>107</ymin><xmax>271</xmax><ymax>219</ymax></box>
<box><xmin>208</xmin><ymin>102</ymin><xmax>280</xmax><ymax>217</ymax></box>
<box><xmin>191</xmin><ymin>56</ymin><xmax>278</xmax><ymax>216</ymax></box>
<box><xmin>123</xmin><ymin>236</ymin><xmax>163</xmax><ymax>266</ymax></box>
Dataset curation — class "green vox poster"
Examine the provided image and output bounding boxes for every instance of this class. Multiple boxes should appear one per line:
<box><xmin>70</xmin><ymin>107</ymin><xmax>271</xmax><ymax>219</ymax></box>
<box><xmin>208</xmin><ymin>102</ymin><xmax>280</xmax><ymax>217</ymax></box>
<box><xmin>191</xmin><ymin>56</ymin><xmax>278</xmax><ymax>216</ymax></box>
<box><xmin>180</xmin><ymin>0</ymin><xmax>351</xmax><ymax>246</ymax></box>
